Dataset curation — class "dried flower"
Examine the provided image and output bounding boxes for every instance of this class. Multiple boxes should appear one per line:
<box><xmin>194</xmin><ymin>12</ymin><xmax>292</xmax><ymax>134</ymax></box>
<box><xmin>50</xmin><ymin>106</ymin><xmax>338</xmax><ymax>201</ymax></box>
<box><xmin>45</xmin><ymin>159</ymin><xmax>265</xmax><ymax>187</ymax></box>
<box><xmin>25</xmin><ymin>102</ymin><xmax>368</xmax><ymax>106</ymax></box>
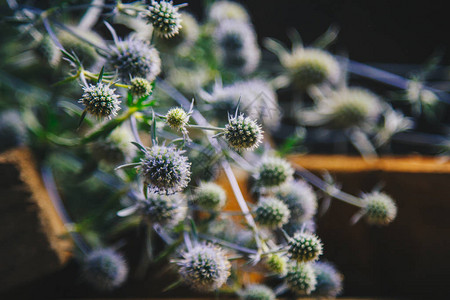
<box><xmin>239</xmin><ymin>284</ymin><xmax>276</xmax><ymax>300</ymax></box>
<box><xmin>362</xmin><ymin>192</ymin><xmax>397</xmax><ymax>225</ymax></box>
<box><xmin>79</xmin><ymin>82</ymin><xmax>121</xmax><ymax>119</ymax></box>
<box><xmin>254</xmin><ymin>197</ymin><xmax>291</xmax><ymax>228</ymax></box>
<box><xmin>312</xmin><ymin>262</ymin><xmax>343</xmax><ymax>298</ymax></box>
<box><xmin>177</xmin><ymin>244</ymin><xmax>231</xmax><ymax>291</ymax></box>
<box><xmin>139</xmin><ymin>145</ymin><xmax>191</xmax><ymax>195</ymax></box>
<box><xmin>147</xmin><ymin>0</ymin><xmax>183</xmax><ymax>39</ymax></box>
<box><xmin>108</xmin><ymin>37</ymin><xmax>161</xmax><ymax>83</ymax></box>
<box><xmin>287</xmin><ymin>232</ymin><xmax>323</xmax><ymax>263</ymax></box>
<box><xmin>285</xmin><ymin>262</ymin><xmax>317</xmax><ymax>295</ymax></box>
<box><xmin>82</xmin><ymin>249</ymin><xmax>128</xmax><ymax>291</ymax></box>
<box><xmin>225</xmin><ymin>114</ymin><xmax>263</xmax><ymax>151</ymax></box>
<box><xmin>192</xmin><ymin>182</ymin><xmax>227</xmax><ymax>211</ymax></box>
<box><xmin>130</xmin><ymin>77</ymin><xmax>153</xmax><ymax>98</ymax></box>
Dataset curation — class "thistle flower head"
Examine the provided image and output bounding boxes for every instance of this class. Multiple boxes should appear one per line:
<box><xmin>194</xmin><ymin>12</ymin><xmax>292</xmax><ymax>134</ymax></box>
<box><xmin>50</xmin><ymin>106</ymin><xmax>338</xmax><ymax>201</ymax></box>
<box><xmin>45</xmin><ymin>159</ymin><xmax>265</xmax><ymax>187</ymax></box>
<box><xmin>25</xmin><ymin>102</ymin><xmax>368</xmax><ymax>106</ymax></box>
<box><xmin>177</xmin><ymin>244</ymin><xmax>231</xmax><ymax>291</ymax></box>
<box><xmin>82</xmin><ymin>249</ymin><xmax>128</xmax><ymax>291</ymax></box>
<box><xmin>312</xmin><ymin>262</ymin><xmax>343</xmax><ymax>298</ymax></box>
<box><xmin>155</xmin><ymin>13</ymin><xmax>200</xmax><ymax>51</ymax></box>
<box><xmin>208</xmin><ymin>1</ymin><xmax>250</xmax><ymax>23</ymax></box>
<box><xmin>165</xmin><ymin>107</ymin><xmax>190</xmax><ymax>132</ymax></box>
<box><xmin>287</xmin><ymin>232</ymin><xmax>323</xmax><ymax>263</ymax></box>
<box><xmin>130</xmin><ymin>77</ymin><xmax>153</xmax><ymax>98</ymax></box>
<box><xmin>214</xmin><ymin>19</ymin><xmax>260</xmax><ymax>75</ymax></box>
<box><xmin>265</xmin><ymin>253</ymin><xmax>288</xmax><ymax>275</ymax></box>
<box><xmin>362</xmin><ymin>192</ymin><xmax>397</xmax><ymax>225</ymax></box>
<box><xmin>285</xmin><ymin>262</ymin><xmax>317</xmax><ymax>295</ymax></box>
<box><xmin>225</xmin><ymin>114</ymin><xmax>263</xmax><ymax>151</ymax></box>
<box><xmin>275</xmin><ymin>180</ymin><xmax>317</xmax><ymax>222</ymax></box>
<box><xmin>147</xmin><ymin>0</ymin><xmax>183</xmax><ymax>39</ymax></box>
<box><xmin>79</xmin><ymin>82</ymin><xmax>121</xmax><ymax>119</ymax></box>
<box><xmin>254</xmin><ymin>197</ymin><xmax>291</xmax><ymax>228</ymax></box>
<box><xmin>239</xmin><ymin>284</ymin><xmax>276</xmax><ymax>300</ymax></box>
<box><xmin>139</xmin><ymin>145</ymin><xmax>191</xmax><ymax>195</ymax></box>
<box><xmin>254</xmin><ymin>156</ymin><xmax>294</xmax><ymax>188</ymax></box>
<box><xmin>192</xmin><ymin>181</ymin><xmax>227</xmax><ymax>211</ymax></box>
<box><xmin>281</xmin><ymin>48</ymin><xmax>340</xmax><ymax>89</ymax></box>
<box><xmin>0</xmin><ymin>110</ymin><xmax>27</xmax><ymax>153</ymax></box>
<box><xmin>90</xmin><ymin>127</ymin><xmax>134</xmax><ymax>165</ymax></box>
<box><xmin>108</xmin><ymin>37</ymin><xmax>161</xmax><ymax>83</ymax></box>
<box><xmin>140</xmin><ymin>193</ymin><xmax>186</xmax><ymax>226</ymax></box>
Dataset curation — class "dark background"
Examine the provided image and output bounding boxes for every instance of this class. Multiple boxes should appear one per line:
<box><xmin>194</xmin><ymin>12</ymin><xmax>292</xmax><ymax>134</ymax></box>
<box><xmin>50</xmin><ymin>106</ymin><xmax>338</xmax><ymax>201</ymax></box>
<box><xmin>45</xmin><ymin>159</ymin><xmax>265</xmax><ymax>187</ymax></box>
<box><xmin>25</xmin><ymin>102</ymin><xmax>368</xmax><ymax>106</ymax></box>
<box><xmin>187</xmin><ymin>0</ymin><xmax>450</xmax><ymax>65</ymax></box>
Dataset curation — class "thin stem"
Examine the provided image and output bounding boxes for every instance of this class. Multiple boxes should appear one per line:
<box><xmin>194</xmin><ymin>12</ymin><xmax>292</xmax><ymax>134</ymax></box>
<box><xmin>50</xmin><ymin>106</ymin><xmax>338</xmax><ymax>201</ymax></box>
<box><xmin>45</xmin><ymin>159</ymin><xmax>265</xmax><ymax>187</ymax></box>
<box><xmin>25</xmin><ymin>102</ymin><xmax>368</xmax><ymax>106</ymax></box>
<box><xmin>187</xmin><ymin>124</ymin><xmax>224</xmax><ymax>131</ymax></box>
<box><xmin>83</xmin><ymin>70</ymin><xmax>130</xmax><ymax>88</ymax></box>
<box><xmin>78</xmin><ymin>0</ymin><xmax>104</xmax><ymax>30</ymax></box>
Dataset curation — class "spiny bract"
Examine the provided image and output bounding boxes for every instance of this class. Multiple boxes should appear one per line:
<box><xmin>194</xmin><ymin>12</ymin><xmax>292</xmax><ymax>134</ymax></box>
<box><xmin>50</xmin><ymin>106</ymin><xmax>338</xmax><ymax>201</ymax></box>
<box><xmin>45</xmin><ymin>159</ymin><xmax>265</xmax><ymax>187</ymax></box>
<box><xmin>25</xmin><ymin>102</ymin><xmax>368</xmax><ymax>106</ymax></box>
<box><xmin>225</xmin><ymin>114</ymin><xmax>263</xmax><ymax>151</ymax></box>
<box><xmin>275</xmin><ymin>180</ymin><xmax>317</xmax><ymax>222</ymax></box>
<box><xmin>140</xmin><ymin>193</ymin><xmax>186</xmax><ymax>226</ymax></box>
<box><xmin>130</xmin><ymin>77</ymin><xmax>153</xmax><ymax>98</ymax></box>
<box><xmin>285</xmin><ymin>263</ymin><xmax>317</xmax><ymax>295</ymax></box>
<box><xmin>79</xmin><ymin>82</ymin><xmax>121</xmax><ymax>119</ymax></box>
<box><xmin>281</xmin><ymin>48</ymin><xmax>340</xmax><ymax>89</ymax></box>
<box><xmin>177</xmin><ymin>244</ymin><xmax>231</xmax><ymax>291</ymax></box>
<box><xmin>254</xmin><ymin>197</ymin><xmax>291</xmax><ymax>228</ymax></box>
<box><xmin>254</xmin><ymin>156</ymin><xmax>294</xmax><ymax>188</ymax></box>
<box><xmin>239</xmin><ymin>284</ymin><xmax>276</xmax><ymax>300</ymax></box>
<box><xmin>147</xmin><ymin>0</ymin><xmax>182</xmax><ymax>39</ymax></box>
<box><xmin>108</xmin><ymin>37</ymin><xmax>161</xmax><ymax>83</ymax></box>
<box><xmin>362</xmin><ymin>192</ymin><xmax>397</xmax><ymax>225</ymax></box>
<box><xmin>139</xmin><ymin>145</ymin><xmax>191</xmax><ymax>195</ymax></box>
<box><xmin>82</xmin><ymin>249</ymin><xmax>128</xmax><ymax>291</ymax></box>
<box><xmin>312</xmin><ymin>261</ymin><xmax>343</xmax><ymax>298</ymax></box>
<box><xmin>192</xmin><ymin>181</ymin><xmax>227</xmax><ymax>211</ymax></box>
<box><xmin>287</xmin><ymin>232</ymin><xmax>323</xmax><ymax>263</ymax></box>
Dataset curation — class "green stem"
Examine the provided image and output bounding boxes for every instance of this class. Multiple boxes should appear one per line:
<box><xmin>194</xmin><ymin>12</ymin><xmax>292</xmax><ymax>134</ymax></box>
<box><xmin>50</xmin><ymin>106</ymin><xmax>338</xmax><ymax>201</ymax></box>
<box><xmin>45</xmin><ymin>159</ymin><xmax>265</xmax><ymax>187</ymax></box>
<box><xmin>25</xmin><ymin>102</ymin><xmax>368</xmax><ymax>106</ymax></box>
<box><xmin>83</xmin><ymin>70</ymin><xmax>130</xmax><ymax>88</ymax></box>
<box><xmin>187</xmin><ymin>124</ymin><xmax>224</xmax><ymax>131</ymax></box>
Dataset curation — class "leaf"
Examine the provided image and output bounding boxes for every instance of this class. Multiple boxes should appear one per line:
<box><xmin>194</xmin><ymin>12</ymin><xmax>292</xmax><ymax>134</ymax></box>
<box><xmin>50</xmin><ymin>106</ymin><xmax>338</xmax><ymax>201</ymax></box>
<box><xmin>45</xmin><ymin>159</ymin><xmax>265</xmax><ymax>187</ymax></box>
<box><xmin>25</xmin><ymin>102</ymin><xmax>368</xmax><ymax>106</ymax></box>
<box><xmin>77</xmin><ymin>110</ymin><xmax>87</xmax><ymax>129</ymax></box>
<box><xmin>127</xmin><ymin>91</ymin><xmax>133</xmax><ymax>106</ymax></box>
<box><xmin>189</xmin><ymin>218</ymin><xmax>198</xmax><ymax>242</ymax></box>
<box><xmin>97</xmin><ymin>66</ymin><xmax>105</xmax><ymax>84</ymax></box>
<box><xmin>117</xmin><ymin>205</ymin><xmax>139</xmax><ymax>217</ymax></box>
<box><xmin>131</xmin><ymin>141</ymin><xmax>147</xmax><ymax>153</ymax></box>
<box><xmin>114</xmin><ymin>162</ymin><xmax>141</xmax><ymax>170</ymax></box>
<box><xmin>52</xmin><ymin>73</ymin><xmax>80</xmax><ymax>86</ymax></box>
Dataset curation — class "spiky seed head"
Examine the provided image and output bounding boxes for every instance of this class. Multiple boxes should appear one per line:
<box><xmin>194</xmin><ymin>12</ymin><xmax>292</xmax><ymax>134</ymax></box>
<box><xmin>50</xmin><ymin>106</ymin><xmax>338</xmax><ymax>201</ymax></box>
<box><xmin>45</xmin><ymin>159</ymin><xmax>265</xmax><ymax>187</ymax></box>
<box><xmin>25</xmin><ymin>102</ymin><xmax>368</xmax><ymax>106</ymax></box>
<box><xmin>79</xmin><ymin>83</ymin><xmax>121</xmax><ymax>119</ymax></box>
<box><xmin>0</xmin><ymin>110</ymin><xmax>27</xmax><ymax>153</ymax></box>
<box><xmin>147</xmin><ymin>0</ymin><xmax>182</xmax><ymax>39</ymax></box>
<box><xmin>177</xmin><ymin>244</ymin><xmax>231</xmax><ymax>291</ymax></box>
<box><xmin>255</xmin><ymin>197</ymin><xmax>291</xmax><ymax>228</ymax></box>
<box><xmin>275</xmin><ymin>180</ymin><xmax>317</xmax><ymax>222</ymax></box>
<box><xmin>155</xmin><ymin>13</ymin><xmax>200</xmax><ymax>51</ymax></box>
<box><xmin>208</xmin><ymin>0</ymin><xmax>250</xmax><ymax>23</ymax></box>
<box><xmin>288</xmin><ymin>232</ymin><xmax>323</xmax><ymax>263</ymax></box>
<box><xmin>225</xmin><ymin>114</ymin><xmax>263</xmax><ymax>151</ymax></box>
<box><xmin>214</xmin><ymin>20</ymin><xmax>261</xmax><ymax>75</ymax></box>
<box><xmin>239</xmin><ymin>284</ymin><xmax>276</xmax><ymax>300</ymax></box>
<box><xmin>281</xmin><ymin>48</ymin><xmax>340</xmax><ymax>89</ymax></box>
<box><xmin>82</xmin><ymin>249</ymin><xmax>128</xmax><ymax>291</ymax></box>
<box><xmin>285</xmin><ymin>263</ymin><xmax>317</xmax><ymax>295</ymax></box>
<box><xmin>265</xmin><ymin>253</ymin><xmax>288</xmax><ymax>275</ymax></box>
<box><xmin>139</xmin><ymin>145</ymin><xmax>191</xmax><ymax>195</ymax></box>
<box><xmin>130</xmin><ymin>77</ymin><xmax>153</xmax><ymax>98</ymax></box>
<box><xmin>165</xmin><ymin>107</ymin><xmax>190</xmax><ymax>131</ymax></box>
<box><xmin>193</xmin><ymin>182</ymin><xmax>227</xmax><ymax>211</ymax></box>
<box><xmin>254</xmin><ymin>156</ymin><xmax>294</xmax><ymax>188</ymax></box>
<box><xmin>362</xmin><ymin>192</ymin><xmax>397</xmax><ymax>225</ymax></box>
<box><xmin>90</xmin><ymin>127</ymin><xmax>134</xmax><ymax>165</ymax></box>
<box><xmin>140</xmin><ymin>193</ymin><xmax>186</xmax><ymax>226</ymax></box>
<box><xmin>312</xmin><ymin>262</ymin><xmax>343</xmax><ymax>298</ymax></box>
<box><xmin>108</xmin><ymin>37</ymin><xmax>161</xmax><ymax>83</ymax></box>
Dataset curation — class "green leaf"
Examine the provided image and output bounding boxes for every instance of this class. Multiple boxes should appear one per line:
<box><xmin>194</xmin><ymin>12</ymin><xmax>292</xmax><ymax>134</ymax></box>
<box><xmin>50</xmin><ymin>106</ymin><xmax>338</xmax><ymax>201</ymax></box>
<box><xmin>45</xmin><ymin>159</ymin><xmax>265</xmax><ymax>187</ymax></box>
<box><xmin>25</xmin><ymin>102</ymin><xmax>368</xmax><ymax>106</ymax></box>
<box><xmin>189</xmin><ymin>218</ymin><xmax>198</xmax><ymax>242</ymax></box>
<box><xmin>131</xmin><ymin>141</ymin><xmax>147</xmax><ymax>153</ymax></box>
<box><xmin>97</xmin><ymin>66</ymin><xmax>105</xmax><ymax>84</ymax></box>
<box><xmin>77</xmin><ymin>110</ymin><xmax>87</xmax><ymax>129</ymax></box>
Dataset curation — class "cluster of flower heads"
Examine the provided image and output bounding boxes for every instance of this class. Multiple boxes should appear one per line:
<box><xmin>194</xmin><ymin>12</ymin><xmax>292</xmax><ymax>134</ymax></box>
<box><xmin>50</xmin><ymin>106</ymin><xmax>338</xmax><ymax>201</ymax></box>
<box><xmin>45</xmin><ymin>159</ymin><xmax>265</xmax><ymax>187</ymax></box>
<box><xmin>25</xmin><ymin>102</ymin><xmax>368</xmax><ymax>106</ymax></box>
<box><xmin>176</xmin><ymin>244</ymin><xmax>231</xmax><ymax>291</ymax></box>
